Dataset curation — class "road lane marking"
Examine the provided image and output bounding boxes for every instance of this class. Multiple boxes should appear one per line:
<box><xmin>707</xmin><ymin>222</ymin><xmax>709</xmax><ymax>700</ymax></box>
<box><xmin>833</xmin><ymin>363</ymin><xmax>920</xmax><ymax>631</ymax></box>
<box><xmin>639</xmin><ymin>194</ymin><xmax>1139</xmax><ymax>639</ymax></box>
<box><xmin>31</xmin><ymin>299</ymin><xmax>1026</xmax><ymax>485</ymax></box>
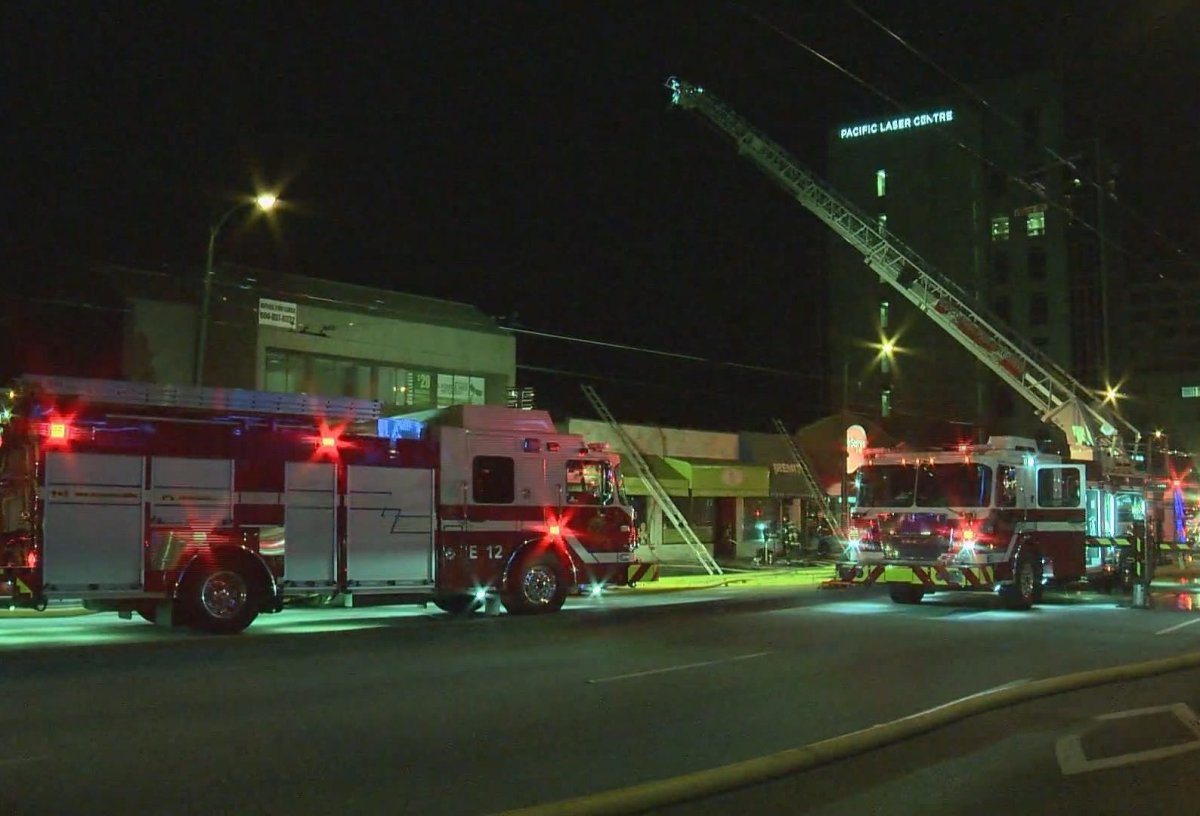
<box><xmin>587</xmin><ymin>652</ymin><xmax>770</xmax><ymax>684</ymax></box>
<box><xmin>0</xmin><ymin>756</ymin><xmax>45</xmax><ymax>767</ymax></box>
<box><xmin>1057</xmin><ymin>703</ymin><xmax>1200</xmax><ymax>775</ymax></box>
<box><xmin>1155</xmin><ymin>618</ymin><xmax>1200</xmax><ymax>635</ymax></box>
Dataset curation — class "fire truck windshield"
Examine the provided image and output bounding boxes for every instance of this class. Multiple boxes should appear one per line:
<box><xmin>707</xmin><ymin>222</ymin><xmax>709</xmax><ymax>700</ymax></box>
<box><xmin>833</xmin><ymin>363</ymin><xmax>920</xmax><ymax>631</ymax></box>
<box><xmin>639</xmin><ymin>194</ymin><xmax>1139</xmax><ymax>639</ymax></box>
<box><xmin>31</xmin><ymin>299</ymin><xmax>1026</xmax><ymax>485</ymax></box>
<box><xmin>857</xmin><ymin>463</ymin><xmax>993</xmax><ymax>508</ymax></box>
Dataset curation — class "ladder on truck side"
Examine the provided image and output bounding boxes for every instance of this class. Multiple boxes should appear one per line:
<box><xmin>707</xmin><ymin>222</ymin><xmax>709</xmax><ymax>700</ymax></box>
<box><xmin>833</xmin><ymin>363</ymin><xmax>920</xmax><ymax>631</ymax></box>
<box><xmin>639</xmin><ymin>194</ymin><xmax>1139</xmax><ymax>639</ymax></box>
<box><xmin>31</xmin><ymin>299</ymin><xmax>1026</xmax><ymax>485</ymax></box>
<box><xmin>580</xmin><ymin>385</ymin><xmax>722</xmax><ymax>575</ymax></box>
<box><xmin>771</xmin><ymin>418</ymin><xmax>845</xmax><ymax>543</ymax></box>
<box><xmin>666</xmin><ymin>78</ymin><xmax>1141</xmax><ymax>477</ymax></box>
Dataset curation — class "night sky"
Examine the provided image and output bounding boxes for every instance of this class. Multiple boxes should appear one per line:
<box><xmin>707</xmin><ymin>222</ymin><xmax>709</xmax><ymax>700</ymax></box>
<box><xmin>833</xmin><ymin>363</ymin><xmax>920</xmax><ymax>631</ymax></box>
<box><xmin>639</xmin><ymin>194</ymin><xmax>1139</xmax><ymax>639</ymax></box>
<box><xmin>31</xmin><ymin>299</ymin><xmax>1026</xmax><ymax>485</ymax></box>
<box><xmin>7</xmin><ymin>1</ymin><xmax>1198</xmax><ymax>430</ymax></box>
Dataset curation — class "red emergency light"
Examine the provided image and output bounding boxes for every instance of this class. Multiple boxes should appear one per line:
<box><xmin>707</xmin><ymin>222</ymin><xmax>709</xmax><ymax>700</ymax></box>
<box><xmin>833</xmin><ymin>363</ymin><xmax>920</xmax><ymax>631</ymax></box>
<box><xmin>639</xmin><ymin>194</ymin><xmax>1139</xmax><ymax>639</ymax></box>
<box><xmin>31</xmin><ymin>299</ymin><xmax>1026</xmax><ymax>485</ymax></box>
<box><xmin>309</xmin><ymin>421</ymin><xmax>347</xmax><ymax>460</ymax></box>
<box><xmin>41</xmin><ymin>416</ymin><xmax>75</xmax><ymax>446</ymax></box>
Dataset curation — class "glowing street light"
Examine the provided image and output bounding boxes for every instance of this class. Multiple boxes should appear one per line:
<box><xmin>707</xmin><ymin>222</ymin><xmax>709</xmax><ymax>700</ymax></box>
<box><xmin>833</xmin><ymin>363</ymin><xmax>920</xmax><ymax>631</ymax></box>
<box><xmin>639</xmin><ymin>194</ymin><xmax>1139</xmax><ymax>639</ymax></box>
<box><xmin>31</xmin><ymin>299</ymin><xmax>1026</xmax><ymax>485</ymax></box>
<box><xmin>193</xmin><ymin>192</ymin><xmax>279</xmax><ymax>385</ymax></box>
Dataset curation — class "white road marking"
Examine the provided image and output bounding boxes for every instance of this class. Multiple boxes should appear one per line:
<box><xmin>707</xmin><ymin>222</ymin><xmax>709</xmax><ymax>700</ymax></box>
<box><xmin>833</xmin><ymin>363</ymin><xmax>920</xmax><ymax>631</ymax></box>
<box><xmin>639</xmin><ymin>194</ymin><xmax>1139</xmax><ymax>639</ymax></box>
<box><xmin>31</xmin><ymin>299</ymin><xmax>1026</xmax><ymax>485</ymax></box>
<box><xmin>1155</xmin><ymin>618</ymin><xmax>1200</xmax><ymax>635</ymax></box>
<box><xmin>587</xmin><ymin>652</ymin><xmax>770</xmax><ymax>684</ymax></box>
<box><xmin>0</xmin><ymin>756</ymin><xmax>45</xmax><ymax>767</ymax></box>
<box><xmin>1057</xmin><ymin>703</ymin><xmax>1200</xmax><ymax>775</ymax></box>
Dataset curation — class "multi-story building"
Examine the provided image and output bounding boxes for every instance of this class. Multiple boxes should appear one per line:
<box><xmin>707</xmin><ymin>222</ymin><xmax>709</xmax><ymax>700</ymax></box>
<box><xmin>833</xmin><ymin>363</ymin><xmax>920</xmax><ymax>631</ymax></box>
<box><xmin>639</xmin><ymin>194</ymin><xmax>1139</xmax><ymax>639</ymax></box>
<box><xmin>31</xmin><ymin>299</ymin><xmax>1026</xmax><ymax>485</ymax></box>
<box><xmin>826</xmin><ymin>72</ymin><xmax>1125</xmax><ymax>446</ymax></box>
<box><xmin>102</xmin><ymin>264</ymin><xmax>516</xmax><ymax>413</ymax></box>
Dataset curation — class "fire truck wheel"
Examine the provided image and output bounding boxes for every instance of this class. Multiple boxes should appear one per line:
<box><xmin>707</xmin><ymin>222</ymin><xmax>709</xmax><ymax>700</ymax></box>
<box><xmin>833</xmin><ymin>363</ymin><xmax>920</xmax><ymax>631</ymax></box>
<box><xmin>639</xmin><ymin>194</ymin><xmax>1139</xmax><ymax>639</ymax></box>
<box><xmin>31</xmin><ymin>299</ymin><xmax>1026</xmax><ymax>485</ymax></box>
<box><xmin>182</xmin><ymin>564</ymin><xmax>260</xmax><ymax>634</ymax></box>
<box><xmin>1000</xmin><ymin>554</ymin><xmax>1040</xmax><ymax>611</ymax></box>
<box><xmin>502</xmin><ymin>552</ymin><xmax>567</xmax><ymax>615</ymax></box>
<box><xmin>432</xmin><ymin>594</ymin><xmax>481</xmax><ymax>615</ymax></box>
<box><xmin>888</xmin><ymin>584</ymin><xmax>925</xmax><ymax>604</ymax></box>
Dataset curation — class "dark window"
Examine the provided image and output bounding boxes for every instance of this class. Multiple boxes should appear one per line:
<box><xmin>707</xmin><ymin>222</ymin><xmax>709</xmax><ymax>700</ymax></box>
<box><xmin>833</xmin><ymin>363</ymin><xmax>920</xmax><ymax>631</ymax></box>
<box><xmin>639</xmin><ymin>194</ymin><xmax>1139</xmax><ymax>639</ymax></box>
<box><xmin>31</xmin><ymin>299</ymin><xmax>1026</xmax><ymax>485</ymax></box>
<box><xmin>915</xmin><ymin>463</ymin><xmax>993</xmax><ymax>508</ymax></box>
<box><xmin>1030</xmin><ymin>293</ymin><xmax>1048</xmax><ymax>326</ymax></box>
<box><xmin>1037</xmin><ymin>467</ymin><xmax>1081</xmax><ymax>508</ymax></box>
<box><xmin>1028</xmin><ymin>247</ymin><xmax>1047</xmax><ymax>279</ymax></box>
<box><xmin>996</xmin><ymin>465</ymin><xmax>1019</xmax><ymax>507</ymax></box>
<box><xmin>472</xmin><ymin>456</ymin><xmax>514</xmax><ymax>504</ymax></box>
<box><xmin>993</xmin><ymin>295</ymin><xmax>1011</xmax><ymax>322</ymax></box>
<box><xmin>988</xmin><ymin>168</ymin><xmax>1008</xmax><ymax>197</ymax></box>
<box><xmin>1022</xmin><ymin>107</ymin><xmax>1040</xmax><ymax>151</ymax></box>
<box><xmin>991</xmin><ymin>250</ymin><xmax>1009</xmax><ymax>281</ymax></box>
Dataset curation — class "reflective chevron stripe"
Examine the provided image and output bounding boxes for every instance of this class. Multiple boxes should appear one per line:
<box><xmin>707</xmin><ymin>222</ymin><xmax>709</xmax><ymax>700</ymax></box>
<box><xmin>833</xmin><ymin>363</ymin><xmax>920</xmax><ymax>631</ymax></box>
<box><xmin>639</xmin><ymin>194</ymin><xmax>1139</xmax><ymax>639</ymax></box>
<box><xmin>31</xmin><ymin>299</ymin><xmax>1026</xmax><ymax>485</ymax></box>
<box><xmin>884</xmin><ymin>564</ymin><xmax>994</xmax><ymax>589</ymax></box>
<box><xmin>626</xmin><ymin>562</ymin><xmax>660</xmax><ymax>584</ymax></box>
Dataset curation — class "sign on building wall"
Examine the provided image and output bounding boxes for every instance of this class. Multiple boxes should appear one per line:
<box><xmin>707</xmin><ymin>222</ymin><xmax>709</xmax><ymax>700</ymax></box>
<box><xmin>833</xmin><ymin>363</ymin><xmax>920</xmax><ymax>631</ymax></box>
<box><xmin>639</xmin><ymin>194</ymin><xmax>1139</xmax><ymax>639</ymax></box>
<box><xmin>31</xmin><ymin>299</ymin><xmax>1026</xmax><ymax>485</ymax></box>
<box><xmin>257</xmin><ymin>298</ymin><xmax>298</xmax><ymax>330</ymax></box>
<box><xmin>838</xmin><ymin>109</ymin><xmax>955</xmax><ymax>140</ymax></box>
<box><xmin>846</xmin><ymin>424</ymin><xmax>868</xmax><ymax>473</ymax></box>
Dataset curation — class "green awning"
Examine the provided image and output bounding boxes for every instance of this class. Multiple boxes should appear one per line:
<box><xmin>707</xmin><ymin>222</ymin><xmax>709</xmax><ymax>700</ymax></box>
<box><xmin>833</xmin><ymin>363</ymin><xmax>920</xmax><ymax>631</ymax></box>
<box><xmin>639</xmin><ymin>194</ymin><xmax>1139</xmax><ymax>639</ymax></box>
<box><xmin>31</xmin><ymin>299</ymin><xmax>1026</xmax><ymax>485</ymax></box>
<box><xmin>664</xmin><ymin>457</ymin><xmax>771</xmax><ymax>498</ymax></box>
<box><xmin>623</xmin><ymin>454</ymin><xmax>690</xmax><ymax>496</ymax></box>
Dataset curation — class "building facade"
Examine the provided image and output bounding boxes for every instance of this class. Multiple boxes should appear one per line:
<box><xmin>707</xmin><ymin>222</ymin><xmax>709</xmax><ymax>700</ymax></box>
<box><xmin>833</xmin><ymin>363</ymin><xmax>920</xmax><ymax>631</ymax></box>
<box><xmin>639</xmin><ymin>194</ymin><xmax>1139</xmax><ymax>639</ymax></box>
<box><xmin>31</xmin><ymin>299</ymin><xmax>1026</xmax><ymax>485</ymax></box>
<box><xmin>826</xmin><ymin>72</ymin><xmax>1123</xmax><ymax>445</ymax></box>
<box><xmin>104</xmin><ymin>264</ymin><xmax>516</xmax><ymax>412</ymax></box>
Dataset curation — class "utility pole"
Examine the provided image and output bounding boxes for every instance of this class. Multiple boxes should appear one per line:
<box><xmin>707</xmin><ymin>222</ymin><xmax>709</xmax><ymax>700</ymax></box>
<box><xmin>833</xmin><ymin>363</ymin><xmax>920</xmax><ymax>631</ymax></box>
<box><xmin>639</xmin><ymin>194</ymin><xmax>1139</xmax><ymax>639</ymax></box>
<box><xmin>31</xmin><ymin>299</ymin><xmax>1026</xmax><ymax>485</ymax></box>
<box><xmin>841</xmin><ymin>357</ymin><xmax>850</xmax><ymax>532</ymax></box>
<box><xmin>1095</xmin><ymin>136</ymin><xmax>1111</xmax><ymax>381</ymax></box>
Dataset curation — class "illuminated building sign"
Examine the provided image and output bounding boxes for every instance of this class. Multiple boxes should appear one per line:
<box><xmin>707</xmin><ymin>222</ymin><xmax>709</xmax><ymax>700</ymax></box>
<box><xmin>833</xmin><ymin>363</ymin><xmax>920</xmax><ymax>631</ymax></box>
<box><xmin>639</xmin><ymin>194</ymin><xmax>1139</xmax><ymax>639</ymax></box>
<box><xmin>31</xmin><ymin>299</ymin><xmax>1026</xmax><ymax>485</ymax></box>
<box><xmin>839</xmin><ymin>109</ymin><xmax>955</xmax><ymax>140</ymax></box>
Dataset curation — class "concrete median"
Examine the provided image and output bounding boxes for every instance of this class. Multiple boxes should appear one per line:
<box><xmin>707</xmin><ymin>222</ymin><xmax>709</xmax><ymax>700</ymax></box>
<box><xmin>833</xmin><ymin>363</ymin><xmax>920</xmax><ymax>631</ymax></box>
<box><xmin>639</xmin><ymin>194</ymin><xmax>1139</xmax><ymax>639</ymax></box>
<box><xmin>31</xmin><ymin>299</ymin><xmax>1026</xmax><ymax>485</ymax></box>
<box><xmin>496</xmin><ymin>649</ymin><xmax>1200</xmax><ymax>816</ymax></box>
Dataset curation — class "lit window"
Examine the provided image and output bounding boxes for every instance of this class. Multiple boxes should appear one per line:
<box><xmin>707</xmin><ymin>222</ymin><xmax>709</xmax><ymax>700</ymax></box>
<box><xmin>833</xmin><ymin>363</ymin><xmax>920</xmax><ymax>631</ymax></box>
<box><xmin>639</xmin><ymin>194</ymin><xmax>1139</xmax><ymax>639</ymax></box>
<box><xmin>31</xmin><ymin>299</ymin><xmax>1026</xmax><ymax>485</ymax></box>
<box><xmin>876</xmin><ymin>169</ymin><xmax>887</xmax><ymax>197</ymax></box>
<box><xmin>877</xmin><ymin>213</ymin><xmax>888</xmax><ymax>231</ymax></box>
<box><xmin>879</xmin><ymin>300</ymin><xmax>890</xmax><ymax>330</ymax></box>
<box><xmin>1027</xmin><ymin>211</ymin><xmax>1046</xmax><ymax>237</ymax></box>
<box><xmin>880</xmin><ymin>388</ymin><xmax>892</xmax><ymax>418</ymax></box>
<box><xmin>990</xmin><ymin>216</ymin><xmax>1010</xmax><ymax>241</ymax></box>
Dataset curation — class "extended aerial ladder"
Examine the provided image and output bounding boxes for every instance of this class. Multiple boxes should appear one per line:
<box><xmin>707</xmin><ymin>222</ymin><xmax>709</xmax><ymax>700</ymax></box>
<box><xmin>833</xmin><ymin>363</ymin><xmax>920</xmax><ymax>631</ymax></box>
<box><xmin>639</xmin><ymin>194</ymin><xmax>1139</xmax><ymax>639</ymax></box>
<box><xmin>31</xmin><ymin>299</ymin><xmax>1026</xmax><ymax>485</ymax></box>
<box><xmin>770</xmin><ymin>417</ymin><xmax>845</xmax><ymax>543</ymax></box>
<box><xmin>580</xmin><ymin>385</ymin><xmax>722</xmax><ymax>575</ymax></box>
<box><xmin>666</xmin><ymin>78</ymin><xmax>1142</xmax><ymax>477</ymax></box>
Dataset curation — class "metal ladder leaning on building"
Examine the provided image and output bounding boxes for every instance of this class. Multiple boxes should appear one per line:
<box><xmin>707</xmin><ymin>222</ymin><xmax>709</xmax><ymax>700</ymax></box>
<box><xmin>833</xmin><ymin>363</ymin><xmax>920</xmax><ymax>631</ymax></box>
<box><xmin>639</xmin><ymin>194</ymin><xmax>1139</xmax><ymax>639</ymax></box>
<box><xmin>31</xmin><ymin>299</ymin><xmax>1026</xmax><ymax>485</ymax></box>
<box><xmin>580</xmin><ymin>385</ymin><xmax>722</xmax><ymax>575</ymax></box>
<box><xmin>771</xmin><ymin>418</ymin><xmax>845</xmax><ymax>543</ymax></box>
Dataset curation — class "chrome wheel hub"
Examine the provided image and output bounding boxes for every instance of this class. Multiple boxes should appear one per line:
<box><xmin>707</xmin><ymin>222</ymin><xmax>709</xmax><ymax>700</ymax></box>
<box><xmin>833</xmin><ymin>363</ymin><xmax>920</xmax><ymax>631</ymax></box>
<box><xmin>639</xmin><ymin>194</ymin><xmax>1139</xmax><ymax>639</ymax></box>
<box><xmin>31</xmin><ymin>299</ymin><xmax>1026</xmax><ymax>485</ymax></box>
<box><xmin>521</xmin><ymin>565</ymin><xmax>558</xmax><ymax>605</ymax></box>
<box><xmin>200</xmin><ymin>570</ymin><xmax>249</xmax><ymax>620</ymax></box>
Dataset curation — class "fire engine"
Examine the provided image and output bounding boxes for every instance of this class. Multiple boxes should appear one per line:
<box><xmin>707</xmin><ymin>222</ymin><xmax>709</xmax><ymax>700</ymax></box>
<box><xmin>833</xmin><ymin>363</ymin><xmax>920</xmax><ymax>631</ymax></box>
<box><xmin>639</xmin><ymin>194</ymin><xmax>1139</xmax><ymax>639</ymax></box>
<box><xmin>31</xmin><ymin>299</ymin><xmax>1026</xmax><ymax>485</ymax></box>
<box><xmin>666</xmin><ymin>77</ymin><xmax>1198</xmax><ymax>607</ymax></box>
<box><xmin>0</xmin><ymin>375</ymin><xmax>655</xmax><ymax>632</ymax></box>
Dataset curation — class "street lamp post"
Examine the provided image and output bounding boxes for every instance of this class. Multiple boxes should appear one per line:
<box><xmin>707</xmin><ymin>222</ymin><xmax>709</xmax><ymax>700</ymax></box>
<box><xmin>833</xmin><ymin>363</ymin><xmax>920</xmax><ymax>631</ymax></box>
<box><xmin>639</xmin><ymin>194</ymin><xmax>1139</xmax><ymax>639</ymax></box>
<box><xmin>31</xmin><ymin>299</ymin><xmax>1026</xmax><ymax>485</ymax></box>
<box><xmin>193</xmin><ymin>193</ymin><xmax>277</xmax><ymax>386</ymax></box>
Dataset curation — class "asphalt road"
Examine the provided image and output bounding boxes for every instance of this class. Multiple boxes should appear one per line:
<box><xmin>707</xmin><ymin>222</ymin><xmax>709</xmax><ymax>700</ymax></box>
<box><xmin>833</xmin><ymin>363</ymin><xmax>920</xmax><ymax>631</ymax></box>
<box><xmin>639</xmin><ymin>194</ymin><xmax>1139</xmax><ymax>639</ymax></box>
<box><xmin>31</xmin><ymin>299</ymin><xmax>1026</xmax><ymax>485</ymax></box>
<box><xmin>665</xmin><ymin>666</ymin><xmax>1200</xmax><ymax>816</ymax></box>
<box><xmin>4</xmin><ymin>584</ymin><xmax>1200</xmax><ymax>816</ymax></box>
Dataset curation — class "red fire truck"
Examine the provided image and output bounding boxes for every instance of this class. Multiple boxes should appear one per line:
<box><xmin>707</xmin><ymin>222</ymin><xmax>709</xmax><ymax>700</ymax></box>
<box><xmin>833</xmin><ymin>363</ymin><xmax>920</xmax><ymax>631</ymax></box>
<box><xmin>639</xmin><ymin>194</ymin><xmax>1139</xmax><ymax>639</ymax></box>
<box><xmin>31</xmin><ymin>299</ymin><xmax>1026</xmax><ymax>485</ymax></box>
<box><xmin>835</xmin><ymin>437</ymin><xmax>1154</xmax><ymax>609</ymax></box>
<box><xmin>0</xmin><ymin>375</ymin><xmax>655</xmax><ymax>632</ymax></box>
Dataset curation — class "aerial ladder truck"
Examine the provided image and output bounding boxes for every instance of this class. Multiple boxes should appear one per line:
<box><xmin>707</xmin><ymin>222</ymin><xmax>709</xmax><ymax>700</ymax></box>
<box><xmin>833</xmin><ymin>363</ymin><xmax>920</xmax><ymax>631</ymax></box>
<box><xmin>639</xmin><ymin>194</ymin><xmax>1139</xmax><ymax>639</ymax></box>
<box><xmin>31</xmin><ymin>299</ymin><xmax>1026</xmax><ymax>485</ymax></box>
<box><xmin>665</xmin><ymin>77</ymin><xmax>1191</xmax><ymax>607</ymax></box>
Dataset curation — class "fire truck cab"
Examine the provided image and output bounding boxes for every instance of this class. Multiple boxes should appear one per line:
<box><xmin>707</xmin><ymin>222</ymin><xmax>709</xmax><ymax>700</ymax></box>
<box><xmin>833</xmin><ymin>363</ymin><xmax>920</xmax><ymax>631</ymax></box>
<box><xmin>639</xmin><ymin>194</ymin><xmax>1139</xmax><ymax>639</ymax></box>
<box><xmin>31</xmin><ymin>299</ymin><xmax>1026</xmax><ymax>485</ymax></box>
<box><xmin>835</xmin><ymin>436</ymin><xmax>1150</xmax><ymax>609</ymax></box>
<box><xmin>0</xmin><ymin>376</ymin><xmax>651</xmax><ymax>633</ymax></box>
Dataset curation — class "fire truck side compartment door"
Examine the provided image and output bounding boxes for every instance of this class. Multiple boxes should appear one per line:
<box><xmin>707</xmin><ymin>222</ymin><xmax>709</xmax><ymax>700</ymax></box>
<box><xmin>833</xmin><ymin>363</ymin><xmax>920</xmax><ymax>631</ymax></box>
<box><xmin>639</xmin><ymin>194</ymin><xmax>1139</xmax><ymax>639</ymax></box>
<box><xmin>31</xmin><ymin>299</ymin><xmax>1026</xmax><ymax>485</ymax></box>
<box><xmin>283</xmin><ymin>461</ymin><xmax>337</xmax><ymax>586</ymax></box>
<box><xmin>345</xmin><ymin>465</ymin><xmax>435</xmax><ymax>585</ymax></box>
<box><xmin>42</xmin><ymin>452</ymin><xmax>145</xmax><ymax>591</ymax></box>
<box><xmin>150</xmin><ymin>457</ymin><xmax>233</xmax><ymax>526</ymax></box>
<box><xmin>437</xmin><ymin>427</ymin><xmax>469</xmax><ymax>506</ymax></box>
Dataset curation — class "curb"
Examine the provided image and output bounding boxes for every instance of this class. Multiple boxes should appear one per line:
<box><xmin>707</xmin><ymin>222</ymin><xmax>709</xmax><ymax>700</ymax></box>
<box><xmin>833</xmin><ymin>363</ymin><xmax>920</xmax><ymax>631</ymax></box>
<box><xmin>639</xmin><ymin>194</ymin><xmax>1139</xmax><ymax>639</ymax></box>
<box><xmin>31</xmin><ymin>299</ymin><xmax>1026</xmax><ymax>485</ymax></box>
<box><xmin>496</xmin><ymin>650</ymin><xmax>1200</xmax><ymax>815</ymax></box>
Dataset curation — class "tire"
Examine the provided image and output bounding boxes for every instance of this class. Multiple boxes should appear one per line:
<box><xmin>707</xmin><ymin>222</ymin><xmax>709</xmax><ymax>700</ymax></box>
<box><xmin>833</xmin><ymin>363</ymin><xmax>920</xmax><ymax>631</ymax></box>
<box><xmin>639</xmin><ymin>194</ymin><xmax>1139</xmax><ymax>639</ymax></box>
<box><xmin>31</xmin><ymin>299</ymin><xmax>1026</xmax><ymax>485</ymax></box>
<box><xmin>1000</xmin><ymin>553</ymin><xmax>1040</xmax><ymax>610</ymax></box>
<box><xmin>432</xmin><ymin>594</ymin><xmax>481</xmax><ymax>615</ymax></box>
<box><xmin>502</xmin><ymin>552</ymin><xmax>567</xmax><ymax>615</ymax></box>
<box><xmin>181</xmin><ymin>562</ymin><xmax>259</xmax><ymax>634</ymax></box>
<box><xmin>888</xmin><ymin>583</ymin><xmax>925</xmax><ymax>605</ymax></box>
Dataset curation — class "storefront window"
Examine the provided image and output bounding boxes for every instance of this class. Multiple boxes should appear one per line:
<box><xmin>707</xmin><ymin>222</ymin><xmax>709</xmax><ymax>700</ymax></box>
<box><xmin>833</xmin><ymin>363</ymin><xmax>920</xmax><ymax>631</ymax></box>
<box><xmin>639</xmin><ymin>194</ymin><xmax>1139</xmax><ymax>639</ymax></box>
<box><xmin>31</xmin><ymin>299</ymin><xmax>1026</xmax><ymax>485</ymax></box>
<box><xmin>263</xmin><ymin>349</ymin><xmax>483</xmax><ymax>408</ymax></box>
